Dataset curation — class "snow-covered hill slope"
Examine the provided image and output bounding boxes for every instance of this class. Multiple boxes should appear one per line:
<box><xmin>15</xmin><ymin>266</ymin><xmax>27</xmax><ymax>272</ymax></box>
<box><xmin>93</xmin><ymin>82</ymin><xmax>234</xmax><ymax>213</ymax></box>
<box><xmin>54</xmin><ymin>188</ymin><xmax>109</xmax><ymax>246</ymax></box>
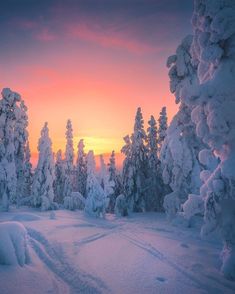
<box><xmin>0</xmin><ymin>208</ymin><xmax>234</xmax><ymax>294</ymax></box>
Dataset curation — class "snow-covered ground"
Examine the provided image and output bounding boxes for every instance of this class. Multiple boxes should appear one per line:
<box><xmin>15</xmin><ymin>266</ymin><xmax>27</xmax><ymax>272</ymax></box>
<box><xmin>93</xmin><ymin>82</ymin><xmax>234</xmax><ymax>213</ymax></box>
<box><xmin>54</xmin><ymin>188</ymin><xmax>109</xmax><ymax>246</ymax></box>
<box><xmin>0</xmin><ymin>209</ymin><xmax>235</xmax><ymax>294</ymax></box>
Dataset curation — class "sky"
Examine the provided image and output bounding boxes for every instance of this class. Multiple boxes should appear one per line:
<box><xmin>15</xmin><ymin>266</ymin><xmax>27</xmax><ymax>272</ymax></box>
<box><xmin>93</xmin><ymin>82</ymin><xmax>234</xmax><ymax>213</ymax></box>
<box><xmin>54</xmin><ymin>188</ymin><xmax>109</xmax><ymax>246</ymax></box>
<box><xmin>0</xmin><ymin>0</ymin><xmax>193</xmax><ymax>166</ymax></box>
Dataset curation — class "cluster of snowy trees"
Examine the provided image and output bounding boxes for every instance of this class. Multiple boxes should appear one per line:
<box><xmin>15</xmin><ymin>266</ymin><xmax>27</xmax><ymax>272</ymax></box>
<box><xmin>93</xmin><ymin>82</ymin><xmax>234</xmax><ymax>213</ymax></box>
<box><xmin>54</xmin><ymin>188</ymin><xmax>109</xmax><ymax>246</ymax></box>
<box><xmin>0</xmin><ymin>87</ymin><xmax>167</xmax><ymax>216</ymax></box>
<box><xmin>162</xmin><ymin>0</ymin><xmax>235</xmax><ymax>280</ymax></box>
<box><xmin>0</xmin><ymin>97</ymin><xmax>121</xmax><ymax>214</ymax></box>
<box><xmin>121</xmin><ymin>107</ymin><xmax>168</xmax><ymax>214</ymax></box>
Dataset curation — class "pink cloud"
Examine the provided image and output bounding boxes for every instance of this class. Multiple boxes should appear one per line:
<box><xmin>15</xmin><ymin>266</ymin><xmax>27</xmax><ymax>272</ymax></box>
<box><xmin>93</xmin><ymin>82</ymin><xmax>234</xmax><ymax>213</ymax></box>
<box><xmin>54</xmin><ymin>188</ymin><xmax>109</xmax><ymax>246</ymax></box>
<box><xmin>67</xmin><ymin>23</ymin><xmax>157</xmax><ymax>54</ymax></box>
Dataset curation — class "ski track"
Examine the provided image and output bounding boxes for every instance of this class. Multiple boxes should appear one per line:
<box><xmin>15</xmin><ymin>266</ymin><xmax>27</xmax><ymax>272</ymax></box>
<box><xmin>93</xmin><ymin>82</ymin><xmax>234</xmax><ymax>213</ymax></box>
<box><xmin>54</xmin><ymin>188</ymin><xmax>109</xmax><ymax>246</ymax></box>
<box><xmin>120</xmin><ymin>232</ymin><xmax>232</xmax><ymax>294</ymax></box>
<box><xmin>73</xmin><ymin>227</ymin><xmax>120</xmax><ymax>247</ymax></box>
<box><xmin>24</xmin><ymin>220</ymin><xmax>235</xmax><ymax>294</ymax></box>
<box><xmin>27</xmin><ymin>227</ymin><xmax>109</xmax><ymax>294</ymax></box>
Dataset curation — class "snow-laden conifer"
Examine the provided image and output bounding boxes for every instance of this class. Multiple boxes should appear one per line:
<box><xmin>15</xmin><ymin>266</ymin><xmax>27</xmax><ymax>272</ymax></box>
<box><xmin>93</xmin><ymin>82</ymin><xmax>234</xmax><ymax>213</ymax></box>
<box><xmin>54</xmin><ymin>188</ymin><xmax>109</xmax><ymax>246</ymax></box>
<box><xmin>0</xmin><ymin>88</ymin><xmax>21</xmax><ymax>210</ymax></box>
<box><xmin>76</xmin><ymin>139</ymin><xmax>87</xmax><ymax>197</ymax></box>
<box><xmin>157</xmin><ymin>107</ymin><xmax>168</xmax><ymax>153</ymax></box>
<box><xmin>122</xmin><ymin>108</ymin><xmax>149</xmax><ymax>212</ymax></box>
<box><xmin>63</xmin><ymin>119</ymin><xmax>74</xmax><ymax>197</ymax></box>
<box><xmin>32</xmin><ymin>122</ymin><xmax>56</xmax><ymax>210</ymax></box>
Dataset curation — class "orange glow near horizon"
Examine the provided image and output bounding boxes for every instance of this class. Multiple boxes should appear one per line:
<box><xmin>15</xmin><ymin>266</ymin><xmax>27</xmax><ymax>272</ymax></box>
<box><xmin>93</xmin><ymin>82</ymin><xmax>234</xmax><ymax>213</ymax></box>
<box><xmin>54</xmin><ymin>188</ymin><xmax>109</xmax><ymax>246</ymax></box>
<box><xmin>0</xmin><ymin>1</ymin><xmax>193</xmax><ymax>167</ymax></box>
<box><xmin>0</xmin><ymin>55</ymin><xmax>178</xmax><ymax>167</ymax></box>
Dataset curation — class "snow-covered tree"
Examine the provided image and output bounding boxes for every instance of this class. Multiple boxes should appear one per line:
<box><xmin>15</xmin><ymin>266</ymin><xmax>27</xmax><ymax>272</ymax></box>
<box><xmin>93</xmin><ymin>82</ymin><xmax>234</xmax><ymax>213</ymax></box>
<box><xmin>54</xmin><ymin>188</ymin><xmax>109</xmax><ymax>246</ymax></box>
<box><xmin>14</xmin><ymin>100</ymin><xmax>29</xmax><ymax>205</ymax></box>
<box><xmin>189</xmin><ymin>0</ymin><xmax>235</xmax><ymax>279</ymax></box>
<box><xmin>85</xmin><ymin>151</ymin><xmax>106</xmax><ymax>217</ymax></box>
<box><xmin>146</xmin><ymin>115</ymin><xmax>163</xmax><ymax>211</ymax></box>
<box><xmin>76</xmin><ymin>139</ymin><xmax>87</xmax><ymax>197</ymax></box>
<box><xmin>122</xmin><ymin>107</ymin><xmax>149</xmax><ymax>212</ymax></box>
<box><xmin>32</xmin><ymin>122</ymin><xmax>56</xmax><ymax>210</ymax></box>
<box><xmin>99</xmin><ymin>154</ymin><xmax>107</xmax><ymax>189</ymax></box>
<box><xmin>63</xmin><ymin>119</ymin><xmax>74</xmax><ymax>198</ymax></box>
<box><xmin>115</xmin><ymin>194</ymin><xmax>128</xmax><ymax>217</ymax></box>
<box><xmin>0</xmin><ymin>88</ymin><xmax>21</xmax><ymax>210</ymax></box>
<box><xmin>166</xmin><ymin>0</ymin><xmax>235</xmax><ymax>279</ymax></box>
<box><xmin>54</xmin><ymin>149</ymin><xmax>65</xmax><ymax>204</ymax></box>
<box><xmin>107</xmin><ymin>150</ymin><xmax>122</xmax><ymax>213</ymax></box>
<box><xmin>64</xmin><ymin>191</ymin><xmax>85</xmax><ymax>211</ymax></box>
<box><xmin>21</xmin><ymin>140</ymin><xmax>32</xmax><ymax>200</ymax></box>
<box><xmin>157</xmin><ymin>107</ymin><xmax>168</xmax><ymax>153</ymax></box>
<box><xmin>99</xmin><ymin>154</ymin><xmax>114</xmax><ymax>201</ymax></box>
<box><xmin>162</xmin><ymin>35</ymin><xmax>204</xmax><ymax>219</ymax></box>
<box><xmin>121</xmin><ymin>135</ymin><xmax>134</xmax><ymax>206</ymax></box>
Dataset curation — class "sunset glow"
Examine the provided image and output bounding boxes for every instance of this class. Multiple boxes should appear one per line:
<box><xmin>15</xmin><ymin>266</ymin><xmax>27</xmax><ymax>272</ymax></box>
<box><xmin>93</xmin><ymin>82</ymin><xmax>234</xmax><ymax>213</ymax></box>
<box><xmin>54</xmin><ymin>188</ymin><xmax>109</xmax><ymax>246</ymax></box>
<box><xmin>0</xmin><ymin>0</ymin><xmax>193</xmax><ymax>165</ymax></box>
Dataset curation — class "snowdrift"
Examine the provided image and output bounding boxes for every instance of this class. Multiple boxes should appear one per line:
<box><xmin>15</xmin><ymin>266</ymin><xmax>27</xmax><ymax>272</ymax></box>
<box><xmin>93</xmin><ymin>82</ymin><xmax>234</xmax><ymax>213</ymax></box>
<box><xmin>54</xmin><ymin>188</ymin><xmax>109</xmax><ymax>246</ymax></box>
<box><xmin>0</xmin><ymin>221</ymin><xmax>30</xmax><ymax>266</ymax></box>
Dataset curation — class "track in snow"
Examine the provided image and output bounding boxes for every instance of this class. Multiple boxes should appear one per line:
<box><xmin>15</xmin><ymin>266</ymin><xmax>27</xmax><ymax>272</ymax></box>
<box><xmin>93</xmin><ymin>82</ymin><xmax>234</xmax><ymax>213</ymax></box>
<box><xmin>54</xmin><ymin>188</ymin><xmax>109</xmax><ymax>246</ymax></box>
<box><xmin>120</xmin><ymin>232</ymin><xmax>227</xmax><ymax>294</ymax></box>
<box><xmin>27</xmin><ymin>227</ymin><xmax>109</xmax><ymax>294</ymax></box>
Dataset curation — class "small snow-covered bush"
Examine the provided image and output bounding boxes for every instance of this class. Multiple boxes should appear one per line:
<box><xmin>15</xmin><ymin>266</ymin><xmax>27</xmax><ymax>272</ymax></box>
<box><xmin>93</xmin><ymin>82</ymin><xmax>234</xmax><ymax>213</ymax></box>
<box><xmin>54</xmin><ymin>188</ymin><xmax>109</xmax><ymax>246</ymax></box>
<box><xmin>85</xmin><ymin>186</ymin><xmax>106</xmax><ymax>218</ymax></box>
<box><xmin>115</xmin><ymin>194</ymin><xmax>128</xmax><ymax>217</ymax></box>
<box><xmin>182</xmin><ymin>194</ymin><xmax>204</xmax><ymax>221</ymax></box>
<box><xmin>0</xmin><ymin>221</ymin><xmax>30</xmax><ymax>266</ymax></box>
<box><xmin>163</xmin><ymin>191</ymin><xmax>181</xmax><ymax>220</ymax></box>
<box><xmin>64</xmin><ymin>192</ymin><xmax>85</xmax><ymax>211</ymax></box>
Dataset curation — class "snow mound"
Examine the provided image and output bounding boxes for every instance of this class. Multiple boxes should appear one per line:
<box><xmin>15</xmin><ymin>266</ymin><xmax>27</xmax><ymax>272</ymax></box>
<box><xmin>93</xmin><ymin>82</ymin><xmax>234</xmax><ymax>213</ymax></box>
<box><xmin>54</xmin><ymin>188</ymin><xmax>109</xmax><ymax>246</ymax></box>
<box><xmin>64</xmin><ymin>192</ymin><xmax>85</xmax><ymax>211</ymax></box>
<box><xmin>12</xmin><ymin>213</ymin><xmax>41</xmax><ymax>222</ymax></box>
<box><xmin>115</xmin><ymin>194</ymin><xmax>128</xmax><ymax>216</ymax></box>
<box><xmin>163</xmin><ymin>191</ymin><xmax>181</xmax><ymax>219</ymax></box>
<box><xmin>182</xmin><ymin>194</ymin><xmax>204</xmax><ymax>220</ymax></box>
<box><xmin>0</xmin><ymin>221</ymin><xmax>30</xmax><ymax>266</ymax></box>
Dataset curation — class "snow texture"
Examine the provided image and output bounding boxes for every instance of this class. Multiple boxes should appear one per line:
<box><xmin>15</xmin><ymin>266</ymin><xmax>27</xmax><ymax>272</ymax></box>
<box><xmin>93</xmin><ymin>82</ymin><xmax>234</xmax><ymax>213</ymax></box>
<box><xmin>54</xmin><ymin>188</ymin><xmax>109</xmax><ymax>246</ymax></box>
<box><xmin>1</xmin><ymin>209</ymin><xmax>235</xmax><ymax>294</ymax></box>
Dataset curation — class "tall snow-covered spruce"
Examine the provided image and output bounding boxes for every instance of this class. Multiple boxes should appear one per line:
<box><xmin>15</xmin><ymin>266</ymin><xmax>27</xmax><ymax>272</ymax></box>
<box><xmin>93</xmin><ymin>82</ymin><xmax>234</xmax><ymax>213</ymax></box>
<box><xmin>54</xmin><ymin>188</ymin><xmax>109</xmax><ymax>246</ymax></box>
<box><xmin>76</xmin><ymin>139</ymin><xmax>87</xmax><ymax>197</ymax></box>
<box><xmin>0</xmin><ymin>88</ymin><xmax>21</xmax><ymax>211</ymax></box>
<box><xmin>157</xmin><ymin>107</ymin><xmax>168</xmax><ymax>153</ymax></box>
<box><xmin>21</xmin><ymin>140</ymin><xmax>32</xmax><ymax>200</ymax></box>
<box><xmin>146</xmin><ymin>115</ymin><xmax>163</xmax><ymax>211</ymax></box>
<box><xmin>32</xmin><ymin>122</ymin><xmax>56</xmax><ymax>210</ymax></box>
<box><xmin>107</xmin><ymin>150</ymin><xmax>122</xmax><ymax>213</ymax></box>
<box><xmin>54</xmin><ymin>149</ymin><xmax>65</xmax><ymax>204</ymax></box>
<box><xmin>122</xmin><ymin>107</ymin><xmax>149</xmax><ymax>212</ymax></box>
<box><xmin>63</xmin><ymin>119</ymin><xmax>74</xmax><ymax>198</ymax></box>
<box><xmin>14</xmin><ymin>99</ymin><xmax>29</xmax><ymax>205</ymax></box>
